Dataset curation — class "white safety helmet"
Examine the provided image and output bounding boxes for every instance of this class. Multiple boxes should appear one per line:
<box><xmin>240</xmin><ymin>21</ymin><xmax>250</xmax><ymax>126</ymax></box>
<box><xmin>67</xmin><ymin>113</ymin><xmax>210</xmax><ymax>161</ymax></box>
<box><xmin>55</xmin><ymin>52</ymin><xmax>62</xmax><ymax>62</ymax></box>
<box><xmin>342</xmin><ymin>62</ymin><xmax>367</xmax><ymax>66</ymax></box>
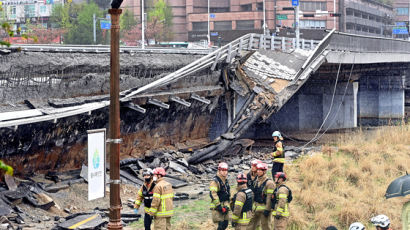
<box><xmin>272</xmin><ymin>131</ymin><xmax>281</xmax><ymax>138</ymax></box>
<box><xmin>349</xmin><ymin>222</ymin><xmax>365</xmax><ymax>230</ymax></box>
<box><xmin>370</xmin><ymin>214</ymin><xmax>390</xmax><ymax>228</ymax></box>
<box><xmin>143</xmin><ymin>168</ymin><xmax>154</xmax><ymax>176</ymax></box>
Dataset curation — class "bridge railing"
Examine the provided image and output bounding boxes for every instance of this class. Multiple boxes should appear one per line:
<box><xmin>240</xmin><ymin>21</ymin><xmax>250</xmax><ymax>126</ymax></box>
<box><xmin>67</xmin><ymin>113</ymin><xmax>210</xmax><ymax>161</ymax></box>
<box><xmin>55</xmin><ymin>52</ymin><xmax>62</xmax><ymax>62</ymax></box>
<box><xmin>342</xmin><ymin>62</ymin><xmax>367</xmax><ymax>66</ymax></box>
<box><xmin>122</xmin><ymin>34</ymin><xmax>320</xmax><ymax>99</ymax></box>
<box><xmin>328</xmin><ymin>31</ymin><xmax>410</xmax><ymax>53</ymax></box>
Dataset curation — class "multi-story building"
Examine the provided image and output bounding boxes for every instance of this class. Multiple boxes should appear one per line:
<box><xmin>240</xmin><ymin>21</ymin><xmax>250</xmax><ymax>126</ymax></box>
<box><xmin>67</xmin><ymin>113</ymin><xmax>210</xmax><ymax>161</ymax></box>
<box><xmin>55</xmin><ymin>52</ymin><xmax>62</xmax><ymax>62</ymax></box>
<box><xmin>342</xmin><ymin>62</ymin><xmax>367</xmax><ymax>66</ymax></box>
<box><xmin>0</xmin><ymin>0</ymin><xmax>61</xmax><ymax>33</ymax></box>
<box><xmin>393</xmin><ymin>0</ymin><xmax>409</xmax><ymax>39</ymax></box>
<box><xmin>106</xmin><ymin>0</ymin><xmax>396</xmax><ymax>42</ymax></box>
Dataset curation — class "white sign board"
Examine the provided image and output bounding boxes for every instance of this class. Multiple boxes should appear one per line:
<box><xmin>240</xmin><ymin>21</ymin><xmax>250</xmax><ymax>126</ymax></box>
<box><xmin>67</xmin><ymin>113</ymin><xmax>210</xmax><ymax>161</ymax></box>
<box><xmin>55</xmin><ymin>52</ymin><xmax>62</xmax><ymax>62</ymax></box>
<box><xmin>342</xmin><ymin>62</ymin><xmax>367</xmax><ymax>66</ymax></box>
<box><xmin>87</xmin><ymin>129</ymin><xmax>106</xmax><ymax>201</ymax></box>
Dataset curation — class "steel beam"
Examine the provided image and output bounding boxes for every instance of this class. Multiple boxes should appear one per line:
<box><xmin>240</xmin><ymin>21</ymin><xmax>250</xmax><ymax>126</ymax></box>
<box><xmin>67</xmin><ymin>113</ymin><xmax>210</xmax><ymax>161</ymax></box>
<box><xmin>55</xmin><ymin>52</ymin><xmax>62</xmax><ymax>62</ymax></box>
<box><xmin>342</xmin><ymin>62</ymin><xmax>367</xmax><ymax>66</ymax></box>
<box><xmin>191</xmin><ymin>94</ymin><xmax>211</xmax><ymax>104</ymax></box>
<box><xmin>125</xmin><ymin>102</ymin><xmax>146</xmax><ymax>113</ymax></box>
<box><xmin>148</xmin><ymin>98</ymin><xmax>170</xmax><ymax>109</ymax></box>
<box><xmin>170</xmin><ymin>96</ymin><xmax>191</xmax><ymax>107</ymax></box>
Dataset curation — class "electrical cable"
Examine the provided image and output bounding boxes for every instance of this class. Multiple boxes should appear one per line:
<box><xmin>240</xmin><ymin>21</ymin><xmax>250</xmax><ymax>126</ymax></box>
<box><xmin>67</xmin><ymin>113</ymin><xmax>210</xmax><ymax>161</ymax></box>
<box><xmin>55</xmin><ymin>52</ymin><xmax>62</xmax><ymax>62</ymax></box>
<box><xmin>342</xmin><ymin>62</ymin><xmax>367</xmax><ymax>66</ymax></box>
<box><xmin>297</xmin><ymin>54</ymin><xmax>356</xmax><ymax>149</ymax></box>
<box><xmin>296</xmin><ymin>55</ymin><xmax>343</xmax><ymax>149</ymax></box>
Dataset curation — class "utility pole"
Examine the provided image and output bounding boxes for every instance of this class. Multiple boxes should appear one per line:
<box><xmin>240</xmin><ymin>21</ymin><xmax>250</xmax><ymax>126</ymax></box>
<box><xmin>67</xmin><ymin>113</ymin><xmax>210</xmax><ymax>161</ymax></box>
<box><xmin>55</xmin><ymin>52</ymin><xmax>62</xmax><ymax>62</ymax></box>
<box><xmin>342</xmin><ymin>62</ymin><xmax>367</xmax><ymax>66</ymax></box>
<box><xmin>295</xmin><ymin>4</ymin><xmax>300</xmax><ymax>48</ymax></box>
<box><xmin>93</xmin><ymin>13</ymin><xmax>96</xmax><ymax>44</ymax></box>
<box><xmin>107</xmin><ymin>7</ymin><xmax>122</xmax><ymax>230</ymax></box>
<box><xmin>207</xmin><ymin>0</ymin><xmax>210</xmax><ymax>47</ymax></box>
<box><xmin>273</xmin><ymin>0</ymin><xmax>277</xmax><ymax>33</ymax></box>
<box><xmin>333</xmin><ymin>0</ymin><xmax>336</xmax><ymax>29</ymax></box>
<box><xmin>141</xmin><ymin>0</ymin><xmax>145</xmax><ymax>49</ymax></box>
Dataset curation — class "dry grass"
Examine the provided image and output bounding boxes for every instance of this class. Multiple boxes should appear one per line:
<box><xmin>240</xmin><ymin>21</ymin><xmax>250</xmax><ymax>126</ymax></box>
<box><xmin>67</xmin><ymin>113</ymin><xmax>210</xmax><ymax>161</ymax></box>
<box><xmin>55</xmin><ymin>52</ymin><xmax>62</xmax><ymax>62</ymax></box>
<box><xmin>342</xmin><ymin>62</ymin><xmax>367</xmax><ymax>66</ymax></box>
<box><xmin>286</xmin><ymin>124</ymin><xmax>410</xmax><ymax>229</ymax></box>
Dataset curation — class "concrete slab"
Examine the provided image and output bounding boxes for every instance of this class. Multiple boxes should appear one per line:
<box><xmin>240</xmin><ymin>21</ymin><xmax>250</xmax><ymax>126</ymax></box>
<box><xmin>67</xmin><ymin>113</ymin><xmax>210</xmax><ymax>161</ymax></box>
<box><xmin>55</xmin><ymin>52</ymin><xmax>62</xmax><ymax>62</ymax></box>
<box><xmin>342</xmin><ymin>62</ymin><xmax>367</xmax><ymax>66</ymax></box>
<box><xmin>58</xmin><ymin>214</ymin><xmax>105</xmax><ymax>230</ymax></box>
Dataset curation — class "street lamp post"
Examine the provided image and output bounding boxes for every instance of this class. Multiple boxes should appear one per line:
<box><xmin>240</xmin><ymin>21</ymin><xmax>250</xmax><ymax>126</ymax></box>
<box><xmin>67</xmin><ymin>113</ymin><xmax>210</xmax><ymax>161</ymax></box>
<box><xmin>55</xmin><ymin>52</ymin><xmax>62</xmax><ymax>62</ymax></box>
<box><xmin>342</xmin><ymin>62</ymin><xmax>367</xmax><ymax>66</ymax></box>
<box><xmin>141</xmin><ymin>0</ymin><xmax>145</xmax><ymax>49</ymax></box>
<box><xmin>333</xmin><ymin>0</ymin><xmax>336</xmax><ymax>29</ymax></box>
<box><xmin>295</xmin><ymin>4</ymin><xmax>300</xmax><ymax>48</ymax></box>
<box><xmin>207</xmin><ymin>0</ymin><xmax>210</xmax><ymax>47</ymax></box>
<box><xmin>263</xmin><ymin>0</ymin><xmax>266</xmax><ymax>35</ymax></box>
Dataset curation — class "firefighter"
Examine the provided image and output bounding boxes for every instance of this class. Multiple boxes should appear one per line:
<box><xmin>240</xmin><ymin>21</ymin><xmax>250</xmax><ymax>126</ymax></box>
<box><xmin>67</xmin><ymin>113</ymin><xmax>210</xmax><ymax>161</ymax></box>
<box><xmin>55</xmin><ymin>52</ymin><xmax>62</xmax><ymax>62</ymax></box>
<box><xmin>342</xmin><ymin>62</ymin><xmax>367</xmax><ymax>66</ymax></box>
<box><xmin>0</xmin><ymin>160</ymin><xmax>13</xmax><ymax>176</ymax></box>
<box><xmin>271</xmin><ymin>131</ymin><xmax>285</xmax><ymax>178</ymax></box>
<box><xmin>370</xmin><ymin>214</ymin><xmax>392</xmax><ymax>230</ymax></box>
<box><xmin>231</xmin><ymin>173</ymin><xmax>254</xmax><ymax>230</ymax></box>
<box><xmin>272</xmin><ymin>172</ymin><xmax>291</xmax><ymax>230</ymax></box>
<box><xmin>134</xmin><ymin>168</ymin><xmax>156</xmax><ymax>230</ymax></box>
<box><xmin>210</xmin><ymin>162</ymin><xmax>230</xmax><ymax>230</ymax></box>
<box><xmin>247</xmin><ymin>162</ymin><xmax>275</xmax><ymax>230</ymax></box>
<box><xmin>147</xmin><ymin>167</ymin><xmax>174</xmax><ymax>230</ymax></box>
<box><xmin>247</xmin><ymin>159</ymin><xmax>261</xmax><ymax>193</ymax></box>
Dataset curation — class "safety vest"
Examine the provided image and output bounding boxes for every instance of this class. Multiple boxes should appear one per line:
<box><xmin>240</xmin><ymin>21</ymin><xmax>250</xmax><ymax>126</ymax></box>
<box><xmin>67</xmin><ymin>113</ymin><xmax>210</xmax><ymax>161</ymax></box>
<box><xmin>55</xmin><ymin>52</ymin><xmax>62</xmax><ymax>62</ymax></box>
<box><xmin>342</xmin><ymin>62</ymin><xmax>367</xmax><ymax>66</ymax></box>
<box><xmin>273</xmin><ymin>140</ymin><xmax>285</xmax><ymax>164</ymax></box>
<box><xmin>142</xmin><ymin>182</ymin><xmax>156</xmax><ymax>208</ymax></box>
<box><xmin>210</xmin><ymin>176</ymin><xmax>230</xmax><ymax>202</ymax></box>
<box><xmin>272</xmin><ymin>184</ymin><xmax>290</xmax><ymax>217</ymax></box>
<box><xmin>233</xmin><ymin>188</ymin><xmax>254</xmax><ymax>213</ymax></box>
<box><xmin>253</xmin><ymin>179</ymin><xmax>269</xmax><ymax>204</ymax></box>
<box><xmin>246</xmin><ymin>172</ymin><xmax>258</xmax><ymax>193</ymax></box>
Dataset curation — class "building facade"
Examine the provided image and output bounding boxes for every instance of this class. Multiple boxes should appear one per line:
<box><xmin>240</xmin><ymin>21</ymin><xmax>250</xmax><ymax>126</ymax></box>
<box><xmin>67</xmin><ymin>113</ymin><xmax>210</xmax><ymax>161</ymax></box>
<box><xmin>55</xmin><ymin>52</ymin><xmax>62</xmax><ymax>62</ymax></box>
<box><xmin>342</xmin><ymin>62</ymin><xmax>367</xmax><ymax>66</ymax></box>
<box><xmin>393</xmin><ymin>0</ymin><xmax>409</xmax><ymax>39</ymax></box>
<box><xmin>0</xmin><ymin>0</ymin><xmax>61</xmax><ymax>33</ymax></box>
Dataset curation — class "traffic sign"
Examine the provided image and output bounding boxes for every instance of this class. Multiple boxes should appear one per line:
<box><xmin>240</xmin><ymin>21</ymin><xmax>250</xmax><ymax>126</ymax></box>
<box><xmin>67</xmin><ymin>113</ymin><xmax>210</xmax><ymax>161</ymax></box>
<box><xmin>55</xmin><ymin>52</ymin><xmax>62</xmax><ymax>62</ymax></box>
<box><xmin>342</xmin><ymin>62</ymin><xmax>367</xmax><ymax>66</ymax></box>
<box><xmin>210</xmin><ymin>13</ymin><xmax>215</xmax><ymax>19</ymax></box>
<box><xmin>100</xmin><ymin>20</ymin><xmax>111</xmax><ymax>30</ymax></box>
<box><xmin>393</xmin><ymin>27</ymin><xmax>408</xmax><ymax>35</ymax></box>
<box><xmin>277</xmin><ymin>14</ymin><xmax>288</xmax><ymax>20</ymax></box>
<box><xmin>292</xmin><ymin>0</ymin><xmax>299</xmax><ymax>6</ymax></box>
<box><xmin>396</xmin><ymin>22</ymin><xmax>406</xmax><ymax>26</ymax></box>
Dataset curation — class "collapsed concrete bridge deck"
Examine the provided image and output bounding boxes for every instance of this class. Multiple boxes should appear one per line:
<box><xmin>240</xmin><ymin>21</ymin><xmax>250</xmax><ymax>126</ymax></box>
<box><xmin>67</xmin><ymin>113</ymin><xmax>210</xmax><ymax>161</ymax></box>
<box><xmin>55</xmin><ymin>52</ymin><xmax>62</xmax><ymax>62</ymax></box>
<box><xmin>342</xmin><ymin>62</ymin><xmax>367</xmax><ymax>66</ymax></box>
<box><xmin>0</xmin><ymin>30</ymin><xmax>409</xmax><ymax>170</ymax></box>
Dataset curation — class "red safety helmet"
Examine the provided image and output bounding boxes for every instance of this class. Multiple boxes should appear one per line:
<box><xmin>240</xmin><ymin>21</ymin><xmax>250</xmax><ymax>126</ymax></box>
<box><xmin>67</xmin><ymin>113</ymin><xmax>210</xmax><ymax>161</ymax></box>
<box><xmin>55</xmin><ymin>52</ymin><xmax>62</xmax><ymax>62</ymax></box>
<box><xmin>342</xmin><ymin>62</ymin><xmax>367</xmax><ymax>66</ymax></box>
<box><xmin>236</xmin><ymin>173</ymin><xmax>247</xmax><ymax>183</ymax></box>
<box><xmin>251</xmin><ymin>159</ymin><xmax>262</xmax><ymax>167</ymax></box>
<box><xmin>256</xmin><ymin>162</ymin><xmax>268</xmax><ymax>170</ymax></box>
<box><xmin>218</xmin><ymin>162</ymin><xmax>228</xmax><ymax>171</ymax></box>
<box><xmin>153</xmin><ymin>167</ymin><xmax>166</xmax><ymax>176</ymax></box>
<box><xmin>274</xmin><ymin>172</ymin><xmax>287</xmax><ymax>181</ymax></box>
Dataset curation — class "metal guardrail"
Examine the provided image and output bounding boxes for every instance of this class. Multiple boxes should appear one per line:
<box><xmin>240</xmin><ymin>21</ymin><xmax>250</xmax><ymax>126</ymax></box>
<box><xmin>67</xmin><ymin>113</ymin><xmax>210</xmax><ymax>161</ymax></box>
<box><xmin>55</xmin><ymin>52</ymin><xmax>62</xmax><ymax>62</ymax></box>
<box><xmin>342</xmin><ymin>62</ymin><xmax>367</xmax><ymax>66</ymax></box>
<box><xmin>10</xmin><ymin>44</ymin><xmax>213</xmax><ymax>55</ymax></box>
<box><xmin>121</xmin><ymin>34</ymin><xmax>320</xmax><ymax>99</ymax></box>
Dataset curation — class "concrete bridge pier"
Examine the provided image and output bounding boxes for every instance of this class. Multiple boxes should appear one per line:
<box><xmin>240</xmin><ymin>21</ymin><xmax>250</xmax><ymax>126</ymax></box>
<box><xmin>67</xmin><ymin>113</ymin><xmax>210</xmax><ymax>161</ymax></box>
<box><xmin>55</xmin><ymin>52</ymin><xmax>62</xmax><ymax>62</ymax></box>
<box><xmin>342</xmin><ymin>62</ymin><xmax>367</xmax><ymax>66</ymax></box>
<box><xmin>358</xmin><ymin>74</ymin><xmax>406</xmax><ymax>126</ymax></box>
<box><xmin>241</xmin><ymin>79</ymin><xmax>359</xmax><ymax>139</ymax></box>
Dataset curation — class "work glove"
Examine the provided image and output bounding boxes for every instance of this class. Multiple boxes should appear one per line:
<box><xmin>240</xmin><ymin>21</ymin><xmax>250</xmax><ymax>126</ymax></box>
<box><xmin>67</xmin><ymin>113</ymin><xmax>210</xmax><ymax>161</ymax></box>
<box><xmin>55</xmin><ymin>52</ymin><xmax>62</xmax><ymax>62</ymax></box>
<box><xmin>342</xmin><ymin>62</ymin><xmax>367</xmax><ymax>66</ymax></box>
<box><xmin>232</xmin><ymin>222</ymin><xmax>237</xmax><ymax>228</ymax></box>
<box><xmin>133</xmin><ymin>208</ymin><xmax>139</xmax><ymax>214</ymax></box>
<box><xmin>263</xmin><ymin>210</ymin><xmax>270</xmax><ymax>217</ymax></box>
<box><xmin>216</xmin><ymin>205</ymin><xmax>223</xmax><ymax>212</ymax></box>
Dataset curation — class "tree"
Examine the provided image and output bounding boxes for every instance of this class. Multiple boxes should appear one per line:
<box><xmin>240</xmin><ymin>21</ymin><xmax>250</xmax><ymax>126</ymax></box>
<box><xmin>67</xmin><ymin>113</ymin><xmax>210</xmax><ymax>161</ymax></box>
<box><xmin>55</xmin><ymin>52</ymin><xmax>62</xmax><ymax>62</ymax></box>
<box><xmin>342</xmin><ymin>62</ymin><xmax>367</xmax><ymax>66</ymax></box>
<box><xmin>120</xmin><ymin>9</ymin><xmax>138</xmax><ymax>32</ymax></box>
<box><xmin>0</xmin><ymin>2</ymin><xmax>13</xmax><ymax>46</ymax></box>
<box><xmin>147</xmin><ymin>0</ymin><xmax>173</xmax><ymax>42</ymax></box>
<box><xmin>65</xmin><ymin>2</ymin><xmax>103</xmax><ymax>44</ymax></box>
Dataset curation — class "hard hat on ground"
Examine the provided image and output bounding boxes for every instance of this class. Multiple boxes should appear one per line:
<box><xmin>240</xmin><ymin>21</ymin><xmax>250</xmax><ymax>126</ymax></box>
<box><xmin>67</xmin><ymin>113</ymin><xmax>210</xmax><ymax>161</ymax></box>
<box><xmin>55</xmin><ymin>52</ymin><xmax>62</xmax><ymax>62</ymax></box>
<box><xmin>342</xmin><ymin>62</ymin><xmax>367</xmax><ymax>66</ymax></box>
<box><xmin>272</xmin><ymin>131</ymin><xmax>282</xmax><ymax>138</ymax></box>
<box><xmin>143</xmin><ymin>168</ymin><xmax>153</xmax><ymax>176</ymax></box>
<box><xmin>251</xmin><ymin>159</ymin><xmax>262</xmax><ymax>167</ymax></box>
<box><xmin>153</xmin><ymin>167</ymin><xmax>166</xmax><ymax>176</ymax></box>
<box><xmin>236</xmin><ymin>173</ymin><xmax>247</xmax><ymax>183</ymax></box>
<box><xmin>256</xmin><ymin>162</ymin><xmax>268</xmax><ymax>170</ymax></box>
<box><xmin>349</xmin><ymin>222</ymin><xmax>365</xmax><ymax>230</ymax></box>
<box><xmin>370</xmin><ymin>214</ymin><xmax>390</xmax><ymax>228</ymax></box>
<box><xmin>218</xmin><ymin>162</ymin><xmax>228</xmax><ymax>171</ymax></box>
<box><xmin>274</xmin><ymin>172</ymin><xmax>287</xmax><ymax>181</ymax></box>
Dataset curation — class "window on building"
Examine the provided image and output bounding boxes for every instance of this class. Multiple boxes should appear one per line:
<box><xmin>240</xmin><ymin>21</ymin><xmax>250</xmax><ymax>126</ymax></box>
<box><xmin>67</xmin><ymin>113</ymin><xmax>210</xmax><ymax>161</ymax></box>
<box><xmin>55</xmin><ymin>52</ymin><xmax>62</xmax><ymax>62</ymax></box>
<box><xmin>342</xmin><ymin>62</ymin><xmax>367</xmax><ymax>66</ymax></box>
<box><xmin>346</xmin><ymin>23</ymin><xmax>354</xmax><ymax>30</ymax></box>
<box><xmin>9</xmin><ymin>6</ymin><xmax>17</xmax><ymax>19</ymax></box>
<box><xmin>192</xmin><ymin>22</ymin><xmax>208</xmax><ymax>31</ymax></box>
<box><xmin>300</xmin><ymin>1</ymin><xmax>326</xmax><ymax>12</ymax></box>
<box><xmin>24</xmin><ymin>5</ymin><xmax>35</xmax><ymax>18</ymax></box>
<box><xmin>210</xmin><ymin>7</ymin><xmax>229</xmax><ymax>13</ymax></box>
<box><xmin>346</xmin><ymin>8</ymin><xmax>353</xmax><ymax>16</ymax></box>
<box><xmin>241</xmin><ymin>4</ymin><xmax>252</xmax><ymax>12</ymax></box>
<box><xmin>214</xmin><ymin>21</ymin><xmax>232</xmax><ymax>30</ymax></box>
<box><xmin>396</xmin><ymin>7</ymin><xmax>409</xmax><ymax>16</ymax></box>
<box><xmin>256</xmin><ymin>2</ymin><xmax>263</xmax><ymax>11</ymax></box>
<box><xmin>40</xmin><ymin>5</ymin><xmax>47</xmax><ymax>14</ymax></box>
<box><xmin>236</xmin><ymin>20</ymin><xmax>254</xmax><ymax>30</ymax></box>
<box><xmin>300</xmin><ymin>20</ymin><xmax>326</xmax><ymax>29</ymax></box>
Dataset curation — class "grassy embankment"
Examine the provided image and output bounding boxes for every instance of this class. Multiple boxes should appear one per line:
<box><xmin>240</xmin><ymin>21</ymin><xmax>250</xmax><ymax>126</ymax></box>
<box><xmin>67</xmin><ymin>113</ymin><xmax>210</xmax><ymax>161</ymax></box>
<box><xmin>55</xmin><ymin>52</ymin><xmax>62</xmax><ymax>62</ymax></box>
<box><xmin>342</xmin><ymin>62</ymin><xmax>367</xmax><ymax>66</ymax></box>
<box><xmin>129</xmin><ymin>125</ymin><xmax>410</xmax><ymax>229</ymax></box>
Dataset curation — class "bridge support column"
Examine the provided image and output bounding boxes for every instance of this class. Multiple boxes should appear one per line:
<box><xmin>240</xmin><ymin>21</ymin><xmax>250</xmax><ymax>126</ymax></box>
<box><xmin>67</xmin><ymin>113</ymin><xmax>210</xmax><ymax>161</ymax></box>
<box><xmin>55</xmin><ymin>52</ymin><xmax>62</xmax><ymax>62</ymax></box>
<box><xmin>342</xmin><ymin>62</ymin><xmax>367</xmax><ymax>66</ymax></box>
<box><xmin>358</xmin><ymin>75</ymin><xmax>405</xmax><ymax>125</ymax></box>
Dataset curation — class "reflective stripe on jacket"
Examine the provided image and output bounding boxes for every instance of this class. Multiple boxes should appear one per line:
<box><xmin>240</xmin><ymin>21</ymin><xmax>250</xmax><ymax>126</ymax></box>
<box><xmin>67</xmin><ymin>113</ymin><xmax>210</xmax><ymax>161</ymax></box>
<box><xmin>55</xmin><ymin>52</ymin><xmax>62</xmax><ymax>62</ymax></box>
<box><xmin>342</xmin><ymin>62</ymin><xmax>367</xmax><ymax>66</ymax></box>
<box><xmin>147</xmin><ymin>178</ymin><xmax>174</xmax><ymax>217</ymax></box>
<box><xmin>254</xmin><ymin>174</ymin><xmax>274</xmax><ymax>213</ymax></box>
<box><xmin>231</xmin><ymin>185</ymin><xmax>253</xmax><ymax>225</ymax></box>
<box><xmin>272</xmin><ymin>184</ymin><xmax>289</xmax><ymax>217</ymax></box>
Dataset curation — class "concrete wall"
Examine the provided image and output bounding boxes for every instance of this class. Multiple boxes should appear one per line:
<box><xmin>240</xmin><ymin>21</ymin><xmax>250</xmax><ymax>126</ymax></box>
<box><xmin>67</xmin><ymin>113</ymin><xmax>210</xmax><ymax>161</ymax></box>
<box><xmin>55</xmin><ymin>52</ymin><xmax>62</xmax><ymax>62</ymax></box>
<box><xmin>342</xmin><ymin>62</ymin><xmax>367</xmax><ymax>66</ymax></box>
<box><xmin>358</xmin><ymin>75</ymin><xmax>405</xmax><ymax>125</ymax></box>
<box><xmin>242</xmin><ymin>79</ymin><xmax>358</xmax><ymax>139</ymax></box>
